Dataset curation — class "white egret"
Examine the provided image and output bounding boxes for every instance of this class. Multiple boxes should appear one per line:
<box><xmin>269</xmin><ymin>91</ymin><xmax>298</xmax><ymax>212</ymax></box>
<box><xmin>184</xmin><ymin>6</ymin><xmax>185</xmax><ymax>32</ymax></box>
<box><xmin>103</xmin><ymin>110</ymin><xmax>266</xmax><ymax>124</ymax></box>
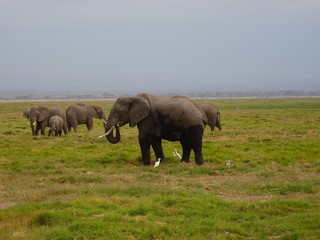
<box><xmin>226</xmin><ymin>160</ymin><xmax>231</xmax><ymax>168</ymax></box>
<box><xmin>173</xmin><ymin>149</ymin><xmax>182</xmax><ymax>159</ymax></box>
<box><xmin>154</xmin><ymin>158</ymin><xmax>161</xmax><ymax>168</ymax></box>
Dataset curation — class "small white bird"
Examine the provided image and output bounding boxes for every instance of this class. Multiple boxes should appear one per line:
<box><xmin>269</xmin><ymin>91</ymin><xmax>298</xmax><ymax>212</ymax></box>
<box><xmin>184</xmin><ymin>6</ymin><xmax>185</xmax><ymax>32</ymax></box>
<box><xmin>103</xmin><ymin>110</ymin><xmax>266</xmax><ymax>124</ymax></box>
<box><xmin>226</xmin><ymin>160</ymin><xmax>231</xmax><ymax>168</ymax></box>
<box><xmin>154</xmin><ymin>158</ymin><xmax>161</xmax><ymax>168</ymax></box>
<box><xmin>173</xmin><ymin>149</ymin><xmax>182</xmax><ymax>159</ymax></box>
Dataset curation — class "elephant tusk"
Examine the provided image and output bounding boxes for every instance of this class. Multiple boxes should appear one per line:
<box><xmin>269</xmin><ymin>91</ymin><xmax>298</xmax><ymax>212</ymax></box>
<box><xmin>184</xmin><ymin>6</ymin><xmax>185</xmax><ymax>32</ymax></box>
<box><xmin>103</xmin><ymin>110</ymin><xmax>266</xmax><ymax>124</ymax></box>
<box><xmin>105</xmin><ymin>125</ymin><xmax>115</xmax><ymax>135</ymax></box>
<box><xmin>103</xmin><ymin>119</ymin><xmax>107</xmax><ymax>124</ymax></box>
<box><xmin>32</xmin><ymin>121</ymin><xmax>36</xmax><ymax>126</ymax></box>
<box><xmin>97</xmin><ymin>126</ymin><xmax>115</xmax><ymax>138</ymax></box>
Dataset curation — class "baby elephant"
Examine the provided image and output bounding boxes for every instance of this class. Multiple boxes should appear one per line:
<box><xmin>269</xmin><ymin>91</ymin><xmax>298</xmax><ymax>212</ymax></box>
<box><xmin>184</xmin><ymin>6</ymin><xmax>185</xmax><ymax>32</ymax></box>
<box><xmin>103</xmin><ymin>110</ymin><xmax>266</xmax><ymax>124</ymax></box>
<box><xmin>48</xmin><ymin>115</ymin><xmax>64</xmax><ymax>137</ymax></box>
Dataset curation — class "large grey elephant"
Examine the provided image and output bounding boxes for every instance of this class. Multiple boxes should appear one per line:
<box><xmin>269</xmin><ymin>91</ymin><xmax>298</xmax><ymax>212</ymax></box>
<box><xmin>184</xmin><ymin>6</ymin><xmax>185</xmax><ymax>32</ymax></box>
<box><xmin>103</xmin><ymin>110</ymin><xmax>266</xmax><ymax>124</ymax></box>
<box><xmin>29</xmin><ymin>106</ymin><xmax>67</xmax><ymax>136</ymax></box>
<box><xmin>66</xmin><ymin>103</ymin><xmax>107</xmax><ymax>132</ymax></box>
<box><xmin>23</xmin><ymin>109</ymin><xmax>35</xmax><ymax>136</ymax></box>
<box><xmin>100</xmin><ymin>93</ymin><xmax>208</xmax><ymax>165</ymax></box>
<box><xmin>199</xmin><ymin>103</ymin><xmax>222</xmax><ymax>131</ymax></box>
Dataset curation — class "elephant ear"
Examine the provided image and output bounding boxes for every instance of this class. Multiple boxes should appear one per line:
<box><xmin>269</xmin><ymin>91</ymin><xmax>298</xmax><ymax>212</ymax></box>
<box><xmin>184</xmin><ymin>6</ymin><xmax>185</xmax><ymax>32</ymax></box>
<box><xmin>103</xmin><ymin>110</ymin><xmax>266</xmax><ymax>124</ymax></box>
<box><xmin>87</xmin><ymin>106</ymin><xmax>99</xmax><ymax>118</ymax></box>
<box><xmin>38</xmin><ymin>107</ymin><xmax>50</xmax><ymax>122</ymax></box>
<box><xmin>129</xmin><ymin>97</ymin><xmax>150</xmax><ymax>127</ymax></box>
<box><xmin>93</xmin><ymin>106</ymin><xmax>104</xmax><ymax>118</ymax></box>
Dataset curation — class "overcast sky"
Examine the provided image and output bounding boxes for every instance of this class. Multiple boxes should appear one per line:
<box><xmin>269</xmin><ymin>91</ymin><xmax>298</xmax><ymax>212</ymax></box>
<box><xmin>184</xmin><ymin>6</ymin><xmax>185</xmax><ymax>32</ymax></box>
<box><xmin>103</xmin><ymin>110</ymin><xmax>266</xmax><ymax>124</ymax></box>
<box><xmin>1</xmin><ymin>0</ymin><xmax>319</xmax><ymax>95</ymax></box>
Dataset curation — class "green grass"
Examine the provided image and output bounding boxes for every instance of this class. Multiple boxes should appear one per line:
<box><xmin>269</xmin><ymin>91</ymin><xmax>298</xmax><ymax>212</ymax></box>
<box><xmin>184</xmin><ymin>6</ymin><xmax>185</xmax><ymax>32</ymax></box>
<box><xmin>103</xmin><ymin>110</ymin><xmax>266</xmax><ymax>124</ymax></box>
<box><xmin>0</xmin><ymin>98</ymin><xmax>320</xmax><ymax>239</ymax></box>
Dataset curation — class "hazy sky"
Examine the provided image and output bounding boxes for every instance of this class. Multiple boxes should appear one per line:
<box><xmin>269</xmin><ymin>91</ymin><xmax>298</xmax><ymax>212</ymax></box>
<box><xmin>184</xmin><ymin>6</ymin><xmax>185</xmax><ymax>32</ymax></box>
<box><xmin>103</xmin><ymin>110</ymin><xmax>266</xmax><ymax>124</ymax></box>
<box><xmin>1</xmin><ymin>0</ymin><xmax>319</xmax><ymax>94</ymax></box>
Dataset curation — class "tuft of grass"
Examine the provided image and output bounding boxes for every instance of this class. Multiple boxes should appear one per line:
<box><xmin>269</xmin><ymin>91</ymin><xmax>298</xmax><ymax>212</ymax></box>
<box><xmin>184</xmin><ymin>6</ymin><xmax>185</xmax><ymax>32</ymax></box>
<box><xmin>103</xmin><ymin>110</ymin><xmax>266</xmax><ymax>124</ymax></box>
<box><xmin>259</xmin><ymin>182</ymin><xmax>317</xmax><ymax>195</ymax></box>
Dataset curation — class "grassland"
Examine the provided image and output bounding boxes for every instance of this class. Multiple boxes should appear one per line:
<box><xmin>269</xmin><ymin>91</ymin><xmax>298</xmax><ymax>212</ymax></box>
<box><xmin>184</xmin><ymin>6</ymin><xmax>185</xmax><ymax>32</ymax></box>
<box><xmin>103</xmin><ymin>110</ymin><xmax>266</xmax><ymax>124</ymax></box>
<box><xmin>0</xmin><ymin>98</ymin><xmax>319</xmax><ymax>240</ymax></box>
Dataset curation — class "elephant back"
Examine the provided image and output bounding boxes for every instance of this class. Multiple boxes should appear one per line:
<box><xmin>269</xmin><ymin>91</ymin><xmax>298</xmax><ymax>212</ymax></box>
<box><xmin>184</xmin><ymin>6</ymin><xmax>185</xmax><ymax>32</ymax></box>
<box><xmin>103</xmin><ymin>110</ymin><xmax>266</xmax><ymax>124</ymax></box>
<box><xmin>66</xmin><ymin>104</ymin><xmax>92</xmax><ymax>124</ymax></box>
<box><xmin>50</xmin><ymin>107</ymin><xmax>66</xmax><ymax>121</ymax></box>
<box><xmin>49</xmin><ymin>115</ymin><xmax>63</xmax><ymax>127</ymax></box>
<box><xmin>156</xmin><ymin>97</ymin><xmax>207</xmax><ymax>128</ymax></box>
<box><xmin>45</xmin><ymin>106</ymin><xmax>67</xmax><ymax>129</ymax></box>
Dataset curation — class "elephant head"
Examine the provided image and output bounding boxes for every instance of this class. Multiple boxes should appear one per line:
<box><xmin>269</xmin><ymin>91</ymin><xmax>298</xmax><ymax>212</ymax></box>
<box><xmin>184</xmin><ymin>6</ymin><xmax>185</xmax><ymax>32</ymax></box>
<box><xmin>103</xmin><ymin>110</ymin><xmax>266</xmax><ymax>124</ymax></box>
<box><xmin>29</xmin><ymin>106</ymin><xmax>50</xmax><ymax>125</ymax></box>
<box><xmin>87</xmin><ymin>105</ymin><xmax>107</xmax><ymax>124</ymax></box>
<box><xmin>23</xmin><ymin>109</ymin><xmax>34</xmax><ymax>135</ymax></box>
<box><xmin>199</xmin><ymin>103</ymin><xmax>222</xmax><ymax>131</ymax></box>
<box><xmin>100</xmin><ymin>97</ymin><xmax>150</xmax><ymax>144</ymax></box>
<box><xmin>28</xmin><ymin>106</ymin><xmax>52</xmax><ymax>136</ymax></box>
<box><xmin>23</xmin><ymin>109</ymin><xmax>31</xmax><ymax>119</ymax></box>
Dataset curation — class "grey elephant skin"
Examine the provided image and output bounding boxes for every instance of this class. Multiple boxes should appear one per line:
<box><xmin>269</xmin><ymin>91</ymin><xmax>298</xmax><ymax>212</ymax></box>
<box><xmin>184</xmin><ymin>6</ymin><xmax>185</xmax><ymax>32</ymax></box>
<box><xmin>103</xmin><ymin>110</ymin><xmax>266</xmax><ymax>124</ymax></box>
<box><xmin>23</xmin><ymin>109</ymin><xmax>35</xmax><ymax>136</ymax></box>
<box><xmin>66</xmin><ymin>103</ymin><xmax>107</xmax><ymax>132</ymax></box>
<box><xmin>29</xmin><ymin>106</ymin><xmax>67</xmax><ymax>136</ymax></box>
<box><xmin>48</xmin><ymin>115</ymin><xmax>64</xmax><ymax>136</ymax></box>
<box><xmin>103</xmin><ymin>93</ymin><xmax>208</xmax><ymax>165</ymax></box>
<box><xmin>199</xmin><ymin>103</ymin><xmax>222</xmax><ymax>131</ymax></box>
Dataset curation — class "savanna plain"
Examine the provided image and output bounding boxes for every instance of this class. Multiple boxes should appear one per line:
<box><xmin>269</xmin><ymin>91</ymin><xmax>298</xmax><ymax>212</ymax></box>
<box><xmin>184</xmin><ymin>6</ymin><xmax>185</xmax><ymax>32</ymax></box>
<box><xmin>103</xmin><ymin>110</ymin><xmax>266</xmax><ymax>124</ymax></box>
<box><xmin>0</xmin><ymin>98</ymin><xmax>319</xmax><ymax>240</ymax></box>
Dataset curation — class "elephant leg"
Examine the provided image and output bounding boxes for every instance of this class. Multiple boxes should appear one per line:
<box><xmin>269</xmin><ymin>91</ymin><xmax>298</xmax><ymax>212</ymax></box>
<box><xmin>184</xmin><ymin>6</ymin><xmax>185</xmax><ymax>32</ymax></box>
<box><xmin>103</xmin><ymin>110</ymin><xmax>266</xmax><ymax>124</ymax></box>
<box><xmin>35</xmin><ymin>123</ymin><xmax>40</xmax><ymax>136</ymax></box>
<box><xmin>63</xmin><ymin>124</ymin><xmax>68</xmax><ymax>134</ymax></box>
<box><xmin>71</xmin><ymin>121</ymin><xmax>78</xmax><ymax>132</ymax></box>
<box><xmin>39</xmin><ymin>121</ymin><xmax>47</xmax><ymax>135</ymax></box>
<box><xmin>193</xmin><ymin>142</ymin><xmax>204</xmax><ymax>165</ymax></box>
<box><xmin>151</xmin><ymin>136</ymin><xmax>165</xmax><ymax>160</ymax></box>
<box><xmin>137</xmin><ymin>118</ymin><xmax>153</xmax><ymax>165</ymax></box>
<box><xmin>67</xmin><ymin>120</ymin><xmax>72</xmax><ymax>132</ymax></box>
<box><xmin>69</xmin><ymin>119</ymin><xmax>77</xmax><ymax>132</ymax></box>
<box><xmin>180</xmin><ymin>142</ymin><xmax>192</xmax><ymax>162</ymax></box>
<box><xmin>30</xmin><ymin>124</ymin><xmax>35</xmax><ymax>136</ymax></box>
<box><xmin>139</xmin><ymin>137</ymin><xmax>151</xmax><ymax>165</ymax></box>
<box><xmin>182</xmin><ymin>126</ymin><xmax>204</xmax><ymax>165</ymax></box>
<box><xmin>40</xmin><ymin>126</ymin><xmax>46</xmax><ymax>135</ymax></box>
<box><xmin>87</xmin><ymin>118</ymin><xmax>93</xmax><ymax>131</ymax></box>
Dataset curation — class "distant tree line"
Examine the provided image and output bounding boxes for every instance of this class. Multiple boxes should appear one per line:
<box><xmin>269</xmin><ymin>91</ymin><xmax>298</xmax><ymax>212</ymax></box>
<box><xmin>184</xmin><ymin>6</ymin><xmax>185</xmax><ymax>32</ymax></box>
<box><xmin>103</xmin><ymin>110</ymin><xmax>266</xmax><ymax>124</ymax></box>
<box><xmin>179</xmin><ymin>90</ymin><xmax>320</xmax><ymax>98</ymax></box>
<box><xmin>1</xmin><ymin>90</ymin><xmax>319</xmax><ymax>101</ymax></box>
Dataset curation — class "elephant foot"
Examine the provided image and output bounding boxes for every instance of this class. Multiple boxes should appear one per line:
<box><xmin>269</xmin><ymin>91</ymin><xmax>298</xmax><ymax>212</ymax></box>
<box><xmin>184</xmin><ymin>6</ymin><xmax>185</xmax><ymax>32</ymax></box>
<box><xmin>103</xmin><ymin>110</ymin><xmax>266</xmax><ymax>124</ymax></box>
<box><xmin>181</xmin><ymin>159</ymin><xmax>190</xmax><ymax>163</ymax></box>
<box><xmin>195</xmin><ymin>160</ymin><xmax>204</xmax><ymax>165</ymax></box>
<box><xmin>142</xmin><ymin>159</ymin><xmax>151</xmax><ymax>166</ymax></box>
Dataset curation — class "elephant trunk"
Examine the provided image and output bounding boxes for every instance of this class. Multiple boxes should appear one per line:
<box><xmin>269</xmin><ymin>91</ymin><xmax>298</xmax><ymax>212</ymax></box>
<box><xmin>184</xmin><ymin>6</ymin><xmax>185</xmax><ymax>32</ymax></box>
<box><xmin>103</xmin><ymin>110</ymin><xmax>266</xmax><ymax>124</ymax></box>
<box><xmin>106</xmin><ymin>125</ymin><xmax>120</xmax><ymax>144</ymax></box>
<box><xmin>30</xmin><ymin>122</ymin><xmax>35</xmax><ymax>136</ymax></box>
<box><xmin>29</xmin><ymin>118</ymin><xmax>36</xmax><ymax>136</ymax></box>
<box><xmin>98</xmin><ymin>117</ymin><xmax>121</xmax><ymax>143</ymax></box>
<box><xmin>102</xmin><ymin>110</ymin><xmax>121</xmax><ymax>143</ymax></box>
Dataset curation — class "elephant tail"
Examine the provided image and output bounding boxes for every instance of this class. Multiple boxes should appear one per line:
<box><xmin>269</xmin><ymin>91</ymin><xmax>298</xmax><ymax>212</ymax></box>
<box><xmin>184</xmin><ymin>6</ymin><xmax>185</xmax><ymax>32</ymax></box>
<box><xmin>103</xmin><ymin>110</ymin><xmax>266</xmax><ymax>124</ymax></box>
<box><xmin>216</xmin><ymin>112</ymin><xmax>222</xmax><ymax>131</ymax></box>
<box><xmin>50</xmin><ymin>124</ymin><xmax>57</xmax><ymax>132</ymax></box>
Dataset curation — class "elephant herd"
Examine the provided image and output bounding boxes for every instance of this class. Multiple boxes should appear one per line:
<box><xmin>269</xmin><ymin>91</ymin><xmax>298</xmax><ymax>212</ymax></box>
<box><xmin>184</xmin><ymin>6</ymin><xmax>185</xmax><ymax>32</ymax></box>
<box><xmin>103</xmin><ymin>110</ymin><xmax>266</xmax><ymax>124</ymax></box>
<box><xmin>23</xmin><ymin>93</ymin><xmax>222</xmax><ymax>165</ymax></box>
<box><xmin>23</xmin><ymin>103</ymin><xmax>107</xmax><ymax>136</ymax></box>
